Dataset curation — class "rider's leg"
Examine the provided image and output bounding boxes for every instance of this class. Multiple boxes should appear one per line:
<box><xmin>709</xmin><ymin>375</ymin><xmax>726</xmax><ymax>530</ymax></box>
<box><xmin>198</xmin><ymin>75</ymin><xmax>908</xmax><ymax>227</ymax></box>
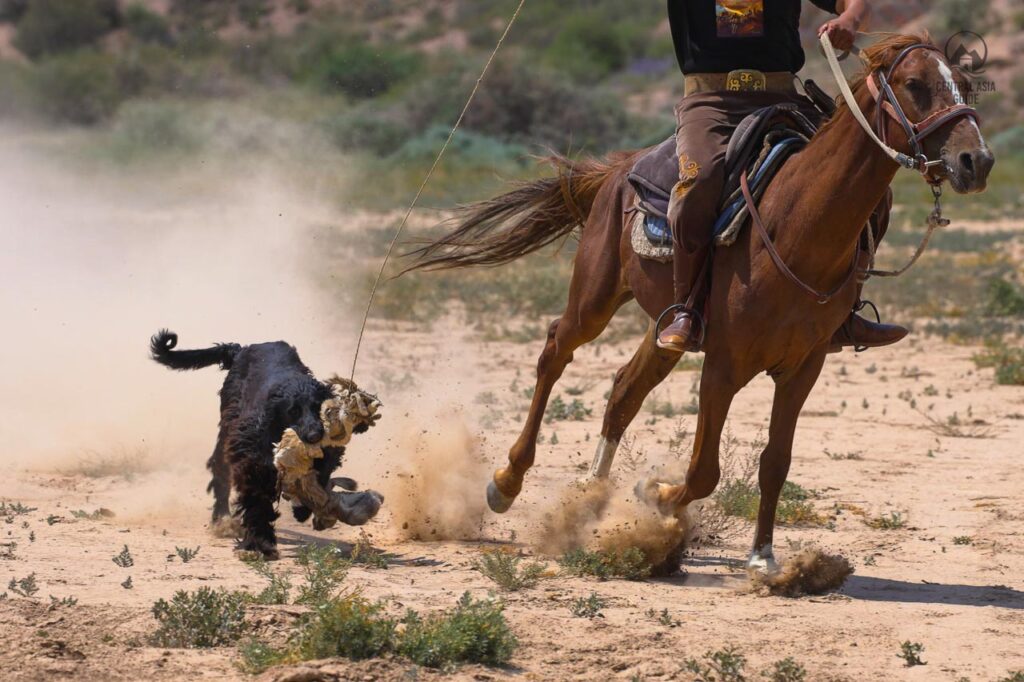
<box><xmin>657</xmin><ymin>98</ymin><xmax>732</xmax><ymax>354</ymax></box>
<box><xmin>829</xmin><ymin>188</ymin><xmax>909</xmax><ymax>352</ymax></box>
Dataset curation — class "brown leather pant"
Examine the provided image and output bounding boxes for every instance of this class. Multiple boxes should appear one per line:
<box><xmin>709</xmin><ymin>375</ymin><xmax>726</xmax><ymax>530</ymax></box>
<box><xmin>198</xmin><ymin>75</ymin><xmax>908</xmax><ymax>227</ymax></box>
<box><xmin>668</xmin><ymin>89</ymin><xmax>827</xmax><ymax>304</ymax></box>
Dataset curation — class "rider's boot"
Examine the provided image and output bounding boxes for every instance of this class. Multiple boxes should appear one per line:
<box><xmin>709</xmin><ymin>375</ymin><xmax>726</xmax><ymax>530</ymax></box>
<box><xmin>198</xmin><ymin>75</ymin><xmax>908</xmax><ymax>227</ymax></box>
<box><xmin>828</xmin><ymin>250</ymin><xmax>908</xmax><ymax>353</ymax></box>
<box><xmin>656</xmin><ymin>245</ymin><xmax>711</xmax><ymax>353</ymax></box>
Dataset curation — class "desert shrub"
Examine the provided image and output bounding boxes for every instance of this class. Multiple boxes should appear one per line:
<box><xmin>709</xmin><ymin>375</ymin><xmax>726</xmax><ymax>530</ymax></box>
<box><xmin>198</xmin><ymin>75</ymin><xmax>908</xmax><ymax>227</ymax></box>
<box><xmin>474</xmin><ymin>549</ymin><xmax>545</xmax><ymax>591</ymax></box>
<box><xmin>545</xmin><ymin>396</ymin><xmax>592</xmax><ymax>423</ymax></box>
<box><xmin>392</xmin><ymin>125</ymin><xmax>530</xmax><ymax>168</ymax></box>
<box><xmin>934</xmin><ymin>0</ymin><xmax>990</xmax><ymax>32</ymax></box>
<box><xmin>398</xmin><ymin>593</ymin><xmax>517</xmax><ymax>668</ymax></box>
<box><xmin>14</xmin><ymin>0</ymin><xmax>119</xmax><ymax>59</ymax></box>
<box><xmin>103</xmin><ymin>100</ymin><xmax>203</xmax><ymax>159</ymax></box>
<box><xmin>243</xmin><ymin>557</ymin><xmax>292</xmax><ymax>605</ymax></box>
<box><xmin>714</xmin><ymin>479</ymin><xmax>822</xmax><ymax>526</ymax></box>
<box><xmin>559</xmin><ymin>547</ymin><xmax>650</xmax><ymax>581</ymax></box>
<box><xmin>295</xmin><ymin>545</ymin><xmax>350</xmax><ymax>606</ymax></box>
<box><xmin>237</xmin><ymin>0</ymin><xmax>271</xmax><ymax>29</ymax></box>
<box><xmin>151</xmin><ymin>588</ymin><xmax>247</xmax><ymax>648</ymax></box>
<box><xmin>684</xmin><ymin>646</ymin><xmax>748</xmax><ymax>681</ymax></box>
<box><xmin>984</xmin><ymin>278</ymin><xmax>1024</xmax><ymax>317</ymax></box>
<box><xmin>28</xmin><ymin>50</ymin><xmax>123</xmax><ymax>124</ymax></box>
<box><xmin>322</xmin><ymin>107</ymin><xmax>412</xmax><ymax>156</ymax></box>
<box><xmin>293</xmin><ymin>594</ymin><xmax>396</xmax><ymax>661</ymax></box>
<box><xmin>123</xmin><ymin>4</ymin><xmax>174</xmax><ymax>46</ymax></box>
<box><xmin>0</xmin><ymin>0</ymin><xmax>28</xmax><ymax>22</ymax></box>
<box><xmin>973</xmin><ymin>344</ymin><xmax>1024</xmax><ymax>386</ymax></box>
<box><xmin>543</xmin><ymin>15</ymin><xmax>631</xmax><ymax>83</ymax></box>
<box><xmin>237</xmin><ymin>638</ymin><xmax>286</xmax><ymax>674</ymax></box>
<box><xmin>401</xmin><ymin>55</ymin><xmax>635</xmax><ymax>152</ymax></box>
<box><xmin>314</xmin><ymin>42</ymin><xmax>419</xmax><ymax>99</ymax></box>
<box><xmin>568</xmin><ymin>592</ymin><xmax>605</xmax><ymax>618</ymax></box>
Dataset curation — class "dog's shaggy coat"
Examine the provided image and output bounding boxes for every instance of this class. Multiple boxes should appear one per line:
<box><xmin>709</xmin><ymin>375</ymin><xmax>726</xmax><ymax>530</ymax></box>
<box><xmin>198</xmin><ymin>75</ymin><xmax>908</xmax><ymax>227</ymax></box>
<box><xmin>150</xmin><ymin>329</ymin><xmax>339</xmax><ymax>558</ymax></box>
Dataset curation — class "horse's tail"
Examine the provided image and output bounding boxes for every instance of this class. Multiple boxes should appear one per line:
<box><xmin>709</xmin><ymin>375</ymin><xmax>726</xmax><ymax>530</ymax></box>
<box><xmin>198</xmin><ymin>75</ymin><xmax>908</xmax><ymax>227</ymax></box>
<box><xmin>402</xmin><ymin>152</ymin><xmax>632</xmax><ymax>272</ymax></box>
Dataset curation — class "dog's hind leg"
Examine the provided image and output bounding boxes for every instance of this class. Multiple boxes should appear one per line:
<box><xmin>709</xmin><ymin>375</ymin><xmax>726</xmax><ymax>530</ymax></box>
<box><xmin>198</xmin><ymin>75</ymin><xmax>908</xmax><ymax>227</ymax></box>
<box><xmin>207</xmin><ymin>431</ymin><xmax>232</xmax><ymax>524</ymax></box>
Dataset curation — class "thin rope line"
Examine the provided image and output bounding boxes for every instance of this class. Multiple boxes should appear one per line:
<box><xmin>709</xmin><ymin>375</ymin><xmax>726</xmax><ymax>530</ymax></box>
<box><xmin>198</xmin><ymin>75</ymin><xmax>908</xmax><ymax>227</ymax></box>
<box><xmin>349</xmin><ymin>0</ymin><xmax>526</xmax><ymax>381</ymax></box>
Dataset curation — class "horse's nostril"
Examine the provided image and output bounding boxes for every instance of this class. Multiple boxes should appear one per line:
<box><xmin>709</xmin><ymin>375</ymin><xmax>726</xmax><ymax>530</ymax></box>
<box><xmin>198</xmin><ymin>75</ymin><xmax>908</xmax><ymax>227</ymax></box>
<box><xmin>959</xmin><ymin>151</ymin><xmax>975</xmax><ymax>176</ymax></box>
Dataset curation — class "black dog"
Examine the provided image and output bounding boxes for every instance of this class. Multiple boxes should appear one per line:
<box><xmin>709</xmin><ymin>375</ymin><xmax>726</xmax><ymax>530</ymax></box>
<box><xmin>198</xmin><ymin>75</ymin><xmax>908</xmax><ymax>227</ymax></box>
<box><xmin>150</xmin><ymin>329</ymin><xmax>340</xmax><ymax>558</ymax></box>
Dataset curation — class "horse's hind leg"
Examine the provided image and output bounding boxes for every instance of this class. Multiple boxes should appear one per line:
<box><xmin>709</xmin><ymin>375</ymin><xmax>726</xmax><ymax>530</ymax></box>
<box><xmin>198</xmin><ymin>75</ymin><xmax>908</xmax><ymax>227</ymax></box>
<box><xmin>488</xmin><ymin>288</ymin><xmax>627</xmax><ymax>512</ymax></box>
<box><xmin>748</xmin><ymin>350</ymin><xmax>826</xmax><ymax>572</ymax></box>
<box><xmin>585</xmin><ymin>322</ymin><xmax>680</xmax><ymax>479</ymax></box>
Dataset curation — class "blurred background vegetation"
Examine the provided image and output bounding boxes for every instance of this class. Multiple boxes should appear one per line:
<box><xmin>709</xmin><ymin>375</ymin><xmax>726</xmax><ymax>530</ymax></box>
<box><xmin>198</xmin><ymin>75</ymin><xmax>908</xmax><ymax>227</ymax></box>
<box><xmin>0</xmin><ymin>0</ymin><xmax>1020</xmax><ymax>378</ymax></box>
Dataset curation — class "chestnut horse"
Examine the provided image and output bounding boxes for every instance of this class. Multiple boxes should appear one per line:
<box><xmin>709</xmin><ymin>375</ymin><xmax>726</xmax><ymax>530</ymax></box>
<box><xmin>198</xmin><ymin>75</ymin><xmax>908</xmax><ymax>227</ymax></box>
<box><xmin>406</xmin><ymin>34</ymin><xmax>993</xmax><ymax>571</ymax></box>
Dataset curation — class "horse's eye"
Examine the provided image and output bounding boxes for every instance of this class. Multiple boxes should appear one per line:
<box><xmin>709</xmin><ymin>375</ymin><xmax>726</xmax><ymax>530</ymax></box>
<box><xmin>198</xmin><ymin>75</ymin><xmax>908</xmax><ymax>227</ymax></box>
<box><xmin>904</xmin><ymin>78</ymin><xmax>926</xmax><ymax>93</ymax></box>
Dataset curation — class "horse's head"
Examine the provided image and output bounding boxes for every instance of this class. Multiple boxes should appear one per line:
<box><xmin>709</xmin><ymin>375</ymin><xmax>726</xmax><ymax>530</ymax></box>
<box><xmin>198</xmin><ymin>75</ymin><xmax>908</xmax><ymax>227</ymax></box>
<box><xmin>857</xmin><ymin>34</ymin><xmax>994</xmax><ymax>194</ymax></box>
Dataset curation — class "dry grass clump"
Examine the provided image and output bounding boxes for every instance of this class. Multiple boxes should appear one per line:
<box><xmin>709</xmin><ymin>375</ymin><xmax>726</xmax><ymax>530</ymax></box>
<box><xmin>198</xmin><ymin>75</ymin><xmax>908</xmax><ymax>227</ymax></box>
<box><xmin>749</xmin><ymin>547</ymin><xmax>853</xmax><ymax>597</ymax></box>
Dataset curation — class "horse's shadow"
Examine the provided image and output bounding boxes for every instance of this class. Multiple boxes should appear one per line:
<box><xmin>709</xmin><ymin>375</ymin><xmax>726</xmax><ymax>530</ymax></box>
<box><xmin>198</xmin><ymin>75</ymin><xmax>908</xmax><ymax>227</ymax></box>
<box><xmin>653</xmin><ymin>554</ymin><xmax>1024</xmax><ymax>609</ymax></box>
<box><xmin>276</xmin><ymin>529</ymin><xmax>443</xmax><ymax>568</ymax></box>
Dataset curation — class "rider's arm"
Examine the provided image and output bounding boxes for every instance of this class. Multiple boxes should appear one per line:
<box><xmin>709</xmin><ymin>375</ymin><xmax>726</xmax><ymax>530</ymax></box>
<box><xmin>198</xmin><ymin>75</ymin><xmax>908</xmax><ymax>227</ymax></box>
<box><xmin>818</xmin><ymin>0</ymin><xmax>871</xmax><ymax>52</ymax></box>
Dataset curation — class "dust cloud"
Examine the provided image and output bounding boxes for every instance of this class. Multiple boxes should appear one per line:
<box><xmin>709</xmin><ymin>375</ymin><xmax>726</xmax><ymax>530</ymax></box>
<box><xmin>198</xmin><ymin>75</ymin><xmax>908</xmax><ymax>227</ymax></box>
<box><xmin>536</xmin><ymin>478</ymin><xmax>691</xmax><ymax>570</ymax></box>
<box><xmin>0</xmin><ymin>133</ymin><xmax>357</xmax><ymax>520</ymax></box>
<box><xmin>381</xmin><ymin>412</ymin><xmax>489</xmax><ymax>542</ymax></box>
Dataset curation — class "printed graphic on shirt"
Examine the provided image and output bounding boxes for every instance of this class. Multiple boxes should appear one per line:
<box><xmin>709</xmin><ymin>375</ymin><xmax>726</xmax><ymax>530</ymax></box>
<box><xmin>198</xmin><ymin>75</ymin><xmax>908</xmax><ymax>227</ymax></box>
<box><xmin>716</xmin><ymin>0</ymin><xmax>765</xmax><ymax>38</ymax></box>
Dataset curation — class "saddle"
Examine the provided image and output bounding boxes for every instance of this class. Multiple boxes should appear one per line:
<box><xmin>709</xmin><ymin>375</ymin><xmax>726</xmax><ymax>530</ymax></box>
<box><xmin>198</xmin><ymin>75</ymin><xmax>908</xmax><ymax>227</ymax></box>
<box><xmin>628</xmin><ymin>83</ymin><xmax>835</xmax><ymax>259</ymax></box>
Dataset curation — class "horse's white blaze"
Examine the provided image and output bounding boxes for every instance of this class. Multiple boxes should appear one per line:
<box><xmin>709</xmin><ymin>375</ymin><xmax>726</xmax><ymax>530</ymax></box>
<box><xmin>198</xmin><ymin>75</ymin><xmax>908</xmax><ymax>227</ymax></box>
<box><xmin>934</xmin><ymin>55</ymin><xmax>985</xmax><ymax>140</ymax></box>
<box><xmin>935</xmin><ymin>57</ymin><xmax>965</xmax><ymax>106</ymax></box>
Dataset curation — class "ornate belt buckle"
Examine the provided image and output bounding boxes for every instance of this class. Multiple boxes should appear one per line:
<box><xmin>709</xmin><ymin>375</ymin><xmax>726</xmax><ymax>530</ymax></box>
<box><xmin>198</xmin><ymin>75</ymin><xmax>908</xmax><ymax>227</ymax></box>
<box><xmin>726</xmin><ymin>69</ymin><xmax>767</xmax><ymax>92</ymax></box>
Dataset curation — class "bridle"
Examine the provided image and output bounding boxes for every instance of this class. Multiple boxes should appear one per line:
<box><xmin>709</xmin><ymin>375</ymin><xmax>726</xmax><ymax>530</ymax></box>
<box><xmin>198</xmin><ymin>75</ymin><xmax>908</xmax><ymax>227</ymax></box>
<box><xmin>821</xmin><ymin>33</ymin><xmax>979</xmax><ymax>180</ymax></box>
<box><xmin>862</xmin><ymin>42</ymin><xmax>980</xmax><ymax>180</ymax></box>
<box><xmin>733</xmin><ymin>35</ymin><xmax>982</xmax><ymax>307</ymax></box>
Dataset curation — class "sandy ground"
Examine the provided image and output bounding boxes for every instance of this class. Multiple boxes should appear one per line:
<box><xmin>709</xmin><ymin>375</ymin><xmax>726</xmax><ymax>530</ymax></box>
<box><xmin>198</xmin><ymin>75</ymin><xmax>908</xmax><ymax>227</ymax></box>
<box><xmin>2</xmin><ymin>322</ymin><xmax>1023</xmax><ymax>681</ymax></box>
<box><xmin>2</xmin><ymin>133</ymin><xmax>1023</xmax><ymax>681</ymax></box>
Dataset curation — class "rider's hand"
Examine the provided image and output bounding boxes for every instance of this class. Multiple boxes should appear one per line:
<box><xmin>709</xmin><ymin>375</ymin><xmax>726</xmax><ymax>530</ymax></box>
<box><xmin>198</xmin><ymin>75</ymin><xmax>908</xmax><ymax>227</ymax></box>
<box><xmin>818</xmin><ymin>15</ymin><xmax>858</xmax><ymax>52</ymax></box>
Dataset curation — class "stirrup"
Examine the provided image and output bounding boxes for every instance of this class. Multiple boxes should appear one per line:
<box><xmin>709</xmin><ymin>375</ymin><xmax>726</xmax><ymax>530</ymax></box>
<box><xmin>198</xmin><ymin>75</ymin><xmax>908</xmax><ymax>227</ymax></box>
<box><xmin>851</xmin><ymin>299</ymin><xmax>881</xmax><ymax>353</ymax></box>
<box><xmin>654</xmin><ymin>303</ymin><xmax>707</xmax><ymax>350</ymax></box>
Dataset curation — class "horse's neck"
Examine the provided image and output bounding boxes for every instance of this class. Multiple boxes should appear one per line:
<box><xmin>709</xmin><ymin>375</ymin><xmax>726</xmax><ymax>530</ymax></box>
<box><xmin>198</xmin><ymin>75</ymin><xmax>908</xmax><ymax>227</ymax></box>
<box><xmin>766</xmin><ymin>88</ymin><xmax>899</xmax><ymax>278</ymax></box>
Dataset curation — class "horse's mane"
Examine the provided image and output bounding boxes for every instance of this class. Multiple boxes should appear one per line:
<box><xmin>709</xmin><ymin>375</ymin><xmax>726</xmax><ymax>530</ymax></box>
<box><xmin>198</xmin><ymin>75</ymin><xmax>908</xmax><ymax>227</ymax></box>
<box><xmin>815</xmin><ymin>32</ymin><xmax>932</xmax><ymax>137</ymax></box>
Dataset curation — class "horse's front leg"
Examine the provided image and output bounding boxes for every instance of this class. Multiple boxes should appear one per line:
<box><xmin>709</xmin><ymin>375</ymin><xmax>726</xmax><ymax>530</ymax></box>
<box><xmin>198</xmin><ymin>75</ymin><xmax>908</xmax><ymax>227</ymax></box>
<box><xmin>748</xmin><ymin>349</ymin><xmax>827</xmax><ymax>573</ymax></box>
<box><xmin>649</xmin><ymin>358</ymin><xmax>738</xmax><ymax>516</ymax></box>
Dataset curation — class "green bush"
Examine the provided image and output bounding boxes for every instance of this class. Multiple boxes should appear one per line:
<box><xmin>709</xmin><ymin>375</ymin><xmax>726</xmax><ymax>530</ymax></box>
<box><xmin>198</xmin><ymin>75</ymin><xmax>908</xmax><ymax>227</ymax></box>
<box><xmin>294</xmin><ymin>544</ymin><xmax>350</xmax><ymax>606</ymax></box>
<box><xmin>473</xmin><ymin>549</ymin><xmax>545</xmax><ymax>591</ymax></box>
<box><xmin>558</xmin><ymin>547</ymin><xmax>649</xmax><ymax>581</ymax></box>
<box><xmin>151</xmin><ymin>588</ymin><xmax>247</xmax><ymax>648</ymax></box>
<box><xmin>123</xmin><ymin>4</ymin><xmax>174</xmax><ymax>46</ymax></box>
<box><xmin>543</xmin><ymin>15</ymin><xmax>629</xmax><ymax>83</ymax></box>
<box><xmin>398</xmin><ymin>593</ymin><xmax>517</xmax><ymax>668</ymax></box>
<box><xmin>322</xmin><ymin>107</ymin><xmax>413</xmax><ymax>156</ymax></box>
<box><xmin>14</xmin><ymin>0</ymin><xmax>119</xmax><ymax>59</ymax></box>
<box><xmin>973</xmin><ymin>345</ymin><xmax>1024</xmax><ymax>386</ymax></box>
<box><xmin>984</xmin><ymin>278</ymin><xmax>1024</xmax><ymax>317</ymax></box>
<box><xmin>294</xmin><ymin>594</ymin><xmax>397</xmax><ymax>661</ymax></box>
<box><xmin>0</xmin><ymin>0</ymin><xmax>28</xmax><ymax>22</ymax></box>
<box><xmin>28</xmin><ymin>51</ymin><xmax>123</xmax><ymax>124</ymax></box>
<box><xmin>315</xmin><ymin>42</ymin><xmax>419</xmax><ymax>99</ymax></box>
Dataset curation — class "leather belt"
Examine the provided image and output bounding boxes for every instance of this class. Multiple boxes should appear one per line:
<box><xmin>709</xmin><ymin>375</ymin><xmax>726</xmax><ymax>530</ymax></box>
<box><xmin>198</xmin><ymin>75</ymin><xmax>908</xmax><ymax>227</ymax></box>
<box><xmin>684</xmin><ymin>70</ymin><xmax>796</xmax><ymax>97</ymax></box>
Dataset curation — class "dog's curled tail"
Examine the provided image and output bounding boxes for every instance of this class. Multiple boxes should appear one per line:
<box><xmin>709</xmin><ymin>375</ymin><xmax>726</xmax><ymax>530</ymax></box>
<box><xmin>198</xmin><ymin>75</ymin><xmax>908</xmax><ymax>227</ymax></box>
<box><xmin>150</xmin><ymin>329</ymin><xmax>242</xmax><ymax>372</ymax></box>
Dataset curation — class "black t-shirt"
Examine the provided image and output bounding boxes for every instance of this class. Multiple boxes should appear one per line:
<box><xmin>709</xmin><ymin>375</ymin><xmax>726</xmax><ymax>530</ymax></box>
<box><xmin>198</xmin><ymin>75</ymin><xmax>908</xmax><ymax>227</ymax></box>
<box><xmin>668</xmin><ymin>0</ymin><xmax>838</xmax><ymax>74</ymax></box>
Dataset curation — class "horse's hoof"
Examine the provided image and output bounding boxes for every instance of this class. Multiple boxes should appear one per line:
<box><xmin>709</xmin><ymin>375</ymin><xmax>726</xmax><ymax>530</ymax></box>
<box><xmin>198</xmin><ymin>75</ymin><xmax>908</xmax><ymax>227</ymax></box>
<box><xmin>486</xmin><ymin>480</ymin><xmax>516</xmax><ymax>514</ymax></box>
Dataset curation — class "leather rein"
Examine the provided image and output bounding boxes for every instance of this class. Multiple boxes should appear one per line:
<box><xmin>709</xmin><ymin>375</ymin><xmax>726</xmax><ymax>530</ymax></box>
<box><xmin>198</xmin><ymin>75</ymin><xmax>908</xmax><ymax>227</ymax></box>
<box><xmin>741</xmin><ymin>39</ymin><xmax>980</xmax><ymax>304</ymax></box>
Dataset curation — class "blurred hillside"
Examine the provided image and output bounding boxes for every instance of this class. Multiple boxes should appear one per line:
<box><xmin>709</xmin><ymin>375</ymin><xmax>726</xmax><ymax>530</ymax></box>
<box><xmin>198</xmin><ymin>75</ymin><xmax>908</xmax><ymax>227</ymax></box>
<box><xmin>0</xmin><ymin>0</ymin><xmax>1022</xmax><ymax>207</ymax></box>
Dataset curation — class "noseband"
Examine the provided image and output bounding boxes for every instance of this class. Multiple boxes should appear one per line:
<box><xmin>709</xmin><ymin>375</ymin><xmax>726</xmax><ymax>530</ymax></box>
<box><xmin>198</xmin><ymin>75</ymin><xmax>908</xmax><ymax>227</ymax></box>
<box><xmin>862</xmin><ymin>43</ymin><xmax>980</xmax><ymax>178</ymax></box>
